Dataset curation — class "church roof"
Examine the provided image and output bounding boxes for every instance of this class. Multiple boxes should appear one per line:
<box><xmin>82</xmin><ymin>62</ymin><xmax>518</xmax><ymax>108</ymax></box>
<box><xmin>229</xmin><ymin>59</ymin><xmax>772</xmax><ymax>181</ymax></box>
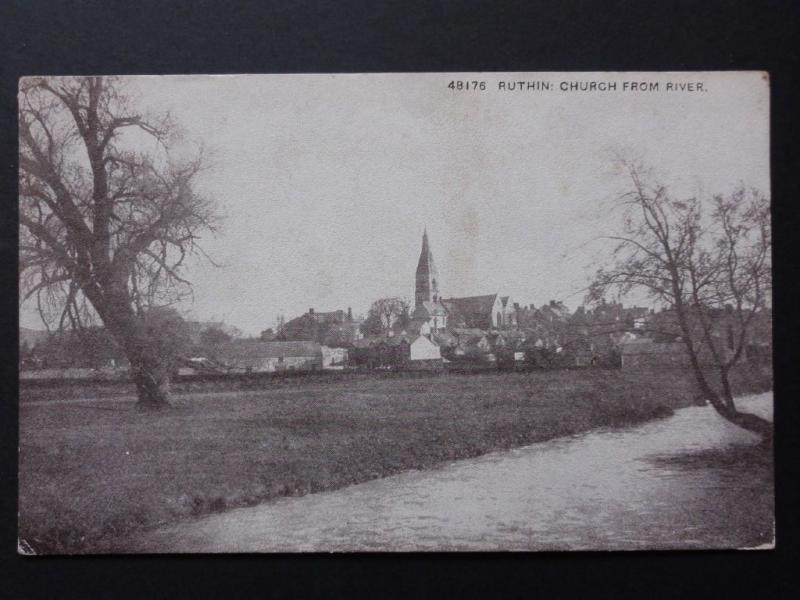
<box><xmin>445</xmin><ymin>294</ymin><xmax>498</xmax><ymax>314</ymax></box>
<box><xmin>443</xmin><ymin>294</ymin><xmax>498</xmax><ymax>327</ymax></box>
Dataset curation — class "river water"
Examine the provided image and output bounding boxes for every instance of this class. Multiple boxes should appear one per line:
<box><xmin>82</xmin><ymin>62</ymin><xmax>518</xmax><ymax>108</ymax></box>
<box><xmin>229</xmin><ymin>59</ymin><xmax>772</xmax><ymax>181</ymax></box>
<box><xmin>132</xmin><ymin>393</ymin><xmax>773</xmax><ymax>552</ymax></box>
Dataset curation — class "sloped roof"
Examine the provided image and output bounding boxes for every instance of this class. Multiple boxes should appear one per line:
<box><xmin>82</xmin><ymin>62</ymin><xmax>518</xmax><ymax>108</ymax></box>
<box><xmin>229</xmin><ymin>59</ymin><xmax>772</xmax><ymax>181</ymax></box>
<box><xmin>445</xmin><ymin>294</ymin><xmax>497</xmax><ymax>315</ymax></box>
<box><xmin>443</xmin><ymin>294</ymin><xmax>499</xmax><ymax>328</ymax></box>
<box><xmin>219</xmin><ymin>340</ymin><xmax>322</xmax><ymax>360</ymax></box>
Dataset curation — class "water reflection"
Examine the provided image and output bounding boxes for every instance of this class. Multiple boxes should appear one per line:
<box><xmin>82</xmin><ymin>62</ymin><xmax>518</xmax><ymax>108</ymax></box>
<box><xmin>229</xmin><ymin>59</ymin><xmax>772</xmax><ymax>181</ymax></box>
<box><xmin>136</xmin><ymin>393</ymin><xmax>773</xmax><ymax>552</ymax></box>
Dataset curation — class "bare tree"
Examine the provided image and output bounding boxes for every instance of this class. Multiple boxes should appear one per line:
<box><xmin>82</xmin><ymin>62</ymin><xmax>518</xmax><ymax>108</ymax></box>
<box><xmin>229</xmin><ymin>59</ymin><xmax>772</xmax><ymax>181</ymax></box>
<box><xmin>19</xmin><ymin>76</ymin><xmax>218</xmax><ymax>408</ymax></box>
<box><xmin>590</xmin><ymin>160</ymin><xmax>772</xmax><ymax>439</ymax></box>
<box><xmin>362</xmin><ymin>297</ymin><xmax>411</xmax><ymax>336</ymax></box>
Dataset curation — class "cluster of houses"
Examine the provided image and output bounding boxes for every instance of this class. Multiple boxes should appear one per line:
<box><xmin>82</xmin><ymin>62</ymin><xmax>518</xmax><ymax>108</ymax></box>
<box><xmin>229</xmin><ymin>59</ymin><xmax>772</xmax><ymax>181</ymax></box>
<box><xmin>20</xmin><ymin>231</ymin><xmax>772</xmax><ymax>378</ymax></box>
<box><xmin>179</xmin><ymin>231</ymin><xmax>770</xmax><ymax>375</ymax></box>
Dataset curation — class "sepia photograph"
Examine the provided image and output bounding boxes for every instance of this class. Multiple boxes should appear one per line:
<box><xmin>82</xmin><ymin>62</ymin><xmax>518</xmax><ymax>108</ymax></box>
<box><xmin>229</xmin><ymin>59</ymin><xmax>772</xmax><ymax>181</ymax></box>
<box><xmin>17</xmin><ymin>72</ymin><xmax>773</xmax><ymax>554</ymax></box>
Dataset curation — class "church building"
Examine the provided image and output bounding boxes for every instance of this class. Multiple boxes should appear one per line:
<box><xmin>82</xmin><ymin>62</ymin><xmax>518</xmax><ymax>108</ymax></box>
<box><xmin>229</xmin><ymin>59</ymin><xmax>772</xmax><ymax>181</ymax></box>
<box><xmin>411</xmin><ymin>230</ymin><xmax>517</xmax><ymax>334</ymax></box>
<box><xmin>412</xmin><ymin>229</ymin><xmax>449</xmax><ymax>333</ymax></box>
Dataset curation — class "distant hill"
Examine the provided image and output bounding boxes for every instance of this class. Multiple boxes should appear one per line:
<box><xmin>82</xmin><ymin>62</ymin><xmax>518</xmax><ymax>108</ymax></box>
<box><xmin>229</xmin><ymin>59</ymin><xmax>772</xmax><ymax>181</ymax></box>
<box><xmin>19</xmin><ymin>327</ymin><xmax>48</xmax><ymax>349</ymax></box>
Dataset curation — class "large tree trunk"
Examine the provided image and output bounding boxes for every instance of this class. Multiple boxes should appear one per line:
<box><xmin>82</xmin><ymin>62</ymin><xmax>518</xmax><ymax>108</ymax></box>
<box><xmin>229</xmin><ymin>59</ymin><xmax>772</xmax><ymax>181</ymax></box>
<box><xmin>131</xmin><ymin>353</ymin><xmax>171</xmax><ymax>410</ymax></box>
<box><xmin>719</xmin><ymin>408</ymin><xmax>773</xmax><ymax>442</ymax></box>
<box><xmin>705</xmin><ymin>394</ymin><xmax>773</xmax><ymax>444</ymax></box>
<box><xmin>99</xmin><ymin>292</ymin><xmax>173</xmax><ymax>410</ymax></box>
<box><xmin>680</xmin><ymin>334</ymin><xmax>772</xmax><ymax>443</ymax></box>
<box><xmin>694</xmin><ymin>365</ymin><xmax>772</xmax><ymax>443</ymax></box>
<box><xmin>714</xmin><ymin>369</ymin><xmax>772</xmax><ymax>442</ymax></box>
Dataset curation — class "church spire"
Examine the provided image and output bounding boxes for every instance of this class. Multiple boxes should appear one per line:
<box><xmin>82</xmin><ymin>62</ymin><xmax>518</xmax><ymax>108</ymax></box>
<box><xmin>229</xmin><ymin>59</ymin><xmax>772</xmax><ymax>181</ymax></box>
<box><xmin>415</xmin><ymin>228</ymin><xmax>439</xmax><ymax>307</ymax></box>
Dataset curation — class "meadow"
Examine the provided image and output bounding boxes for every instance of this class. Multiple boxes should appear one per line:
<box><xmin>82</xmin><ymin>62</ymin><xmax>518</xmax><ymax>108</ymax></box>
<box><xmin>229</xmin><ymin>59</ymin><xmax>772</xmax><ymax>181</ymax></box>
<box><xmin>18</xmin><ymin>367</ymin><xmax>770</xmax><ymax>553</ymax></box>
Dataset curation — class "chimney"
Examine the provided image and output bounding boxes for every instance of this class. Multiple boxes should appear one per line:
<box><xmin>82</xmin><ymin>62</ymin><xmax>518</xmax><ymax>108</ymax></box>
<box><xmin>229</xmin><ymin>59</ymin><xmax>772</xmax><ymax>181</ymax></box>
<box><xmin>347</xmin><ymin>306</ymin><xmax>353</xmax><ymax>321</ymax></box>
<box><xmin>513</xmin><ymin>302</ymin><xmax>519</xmax><ymax>310</ymax></box>
<box><xmin>309</xmin><ymin>308</ymin><xmax>314</xmax><ymax>315</ymax></box>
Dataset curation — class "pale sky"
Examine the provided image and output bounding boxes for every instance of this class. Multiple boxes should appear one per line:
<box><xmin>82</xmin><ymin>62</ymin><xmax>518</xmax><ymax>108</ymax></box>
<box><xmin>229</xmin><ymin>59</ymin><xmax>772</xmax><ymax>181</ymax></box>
<box><xmin>20</xmin><ymin>72</ymin><xmax>770</xmax><ymax>336</ymax></box>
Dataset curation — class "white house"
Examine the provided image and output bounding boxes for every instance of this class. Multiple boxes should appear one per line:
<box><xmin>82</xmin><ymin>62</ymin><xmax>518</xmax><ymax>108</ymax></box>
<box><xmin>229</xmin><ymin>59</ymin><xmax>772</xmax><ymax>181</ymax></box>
<box><xmin>408</xmin><ymin>334</ymin><xmax>441</xmax><ymax>361</ymax></box>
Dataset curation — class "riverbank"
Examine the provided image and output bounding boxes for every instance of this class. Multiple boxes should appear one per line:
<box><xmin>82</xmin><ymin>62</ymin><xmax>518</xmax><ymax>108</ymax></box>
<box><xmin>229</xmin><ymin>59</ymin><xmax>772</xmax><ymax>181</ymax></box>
<box><xmin>18</xmin><ymin>367</ymin><xmax>771</xmax><ymax>553</ymax></box>
<box><xmin>125</xmin><ymin>393</ymin><xmax>773</xmax><ymax>552</ymax></box>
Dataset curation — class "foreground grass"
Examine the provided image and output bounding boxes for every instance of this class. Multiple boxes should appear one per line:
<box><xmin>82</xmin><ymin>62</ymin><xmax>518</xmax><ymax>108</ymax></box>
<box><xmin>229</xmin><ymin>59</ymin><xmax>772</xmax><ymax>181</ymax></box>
<box><xmin>18</xmin><ymin>367</ymin><xmax>768</xmax><ymax>553</ymax></box>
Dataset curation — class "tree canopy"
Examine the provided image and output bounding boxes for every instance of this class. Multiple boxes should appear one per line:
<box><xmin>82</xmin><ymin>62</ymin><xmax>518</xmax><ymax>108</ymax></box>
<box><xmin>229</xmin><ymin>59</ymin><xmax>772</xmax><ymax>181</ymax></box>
<box><xmin>19</xmin><ymin>76</ymin><xmax>218</xmax><ymax>407</ymax></box>
<box><xmin>361</xmin><ymin>297</ymin><xmax>411</xmax><ymax>336</ymax></box>
<box><xmin>590</xmin><ymin>160</ymin><xmax>771</xmax><ymax>438</ymax></box>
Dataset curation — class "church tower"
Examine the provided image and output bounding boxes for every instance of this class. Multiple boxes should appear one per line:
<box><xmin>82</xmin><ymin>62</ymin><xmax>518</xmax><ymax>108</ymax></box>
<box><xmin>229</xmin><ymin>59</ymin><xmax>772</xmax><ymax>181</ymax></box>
<box><xmin>415</xmin><ymin>228</ymin><xmax>440</xmax><ymax>307</ymax></box>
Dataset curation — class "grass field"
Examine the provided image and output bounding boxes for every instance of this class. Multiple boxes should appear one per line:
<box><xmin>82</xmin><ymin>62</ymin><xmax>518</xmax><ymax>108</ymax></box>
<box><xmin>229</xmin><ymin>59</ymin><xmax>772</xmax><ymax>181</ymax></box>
<box><xmin>18</xmin><ymin>367</ymin><xmax>770</xmax><ymax>553</ymax></box>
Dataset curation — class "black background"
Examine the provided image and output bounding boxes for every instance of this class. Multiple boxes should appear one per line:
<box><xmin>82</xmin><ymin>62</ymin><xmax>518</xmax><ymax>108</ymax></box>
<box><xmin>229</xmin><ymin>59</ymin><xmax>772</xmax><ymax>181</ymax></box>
<box><xmin>1</xmin><ymin>1</ymin><xmax>798</xmax><ymax>598</ymax></box>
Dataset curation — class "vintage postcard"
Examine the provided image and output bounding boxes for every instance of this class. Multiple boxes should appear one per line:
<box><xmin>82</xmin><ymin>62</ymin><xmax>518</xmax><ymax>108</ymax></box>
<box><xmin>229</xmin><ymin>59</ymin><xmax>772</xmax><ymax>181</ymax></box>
<box><xmin>18</xmin><ymin>72</ymin><xmax>772</xmax><ymax>553</ymax></box>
